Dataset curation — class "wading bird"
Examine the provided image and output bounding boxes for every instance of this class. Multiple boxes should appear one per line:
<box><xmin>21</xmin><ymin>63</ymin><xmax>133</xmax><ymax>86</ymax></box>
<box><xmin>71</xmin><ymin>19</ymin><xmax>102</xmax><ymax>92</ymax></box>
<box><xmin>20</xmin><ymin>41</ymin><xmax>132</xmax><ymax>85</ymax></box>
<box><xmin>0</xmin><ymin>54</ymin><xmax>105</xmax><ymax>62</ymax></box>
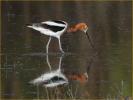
<box><xmin>27</xmin><ymin>20</ymin><xmax>93</xmax><ymax>53</ymax></box>
<box><xmin>30</xmin><ymin>54</ymin><xmax>89</xmax><ymax>87</ymax></box>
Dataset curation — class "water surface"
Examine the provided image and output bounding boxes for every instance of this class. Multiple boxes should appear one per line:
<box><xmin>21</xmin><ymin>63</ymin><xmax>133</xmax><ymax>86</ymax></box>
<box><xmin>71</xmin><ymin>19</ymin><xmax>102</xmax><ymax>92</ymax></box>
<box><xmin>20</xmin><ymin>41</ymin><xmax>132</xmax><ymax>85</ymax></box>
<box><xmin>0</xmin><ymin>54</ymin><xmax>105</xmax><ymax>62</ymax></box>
<box><xmin>1</xmin><ymin>1</ymin><xmax>132</xmax><ymax>99</ymax></box>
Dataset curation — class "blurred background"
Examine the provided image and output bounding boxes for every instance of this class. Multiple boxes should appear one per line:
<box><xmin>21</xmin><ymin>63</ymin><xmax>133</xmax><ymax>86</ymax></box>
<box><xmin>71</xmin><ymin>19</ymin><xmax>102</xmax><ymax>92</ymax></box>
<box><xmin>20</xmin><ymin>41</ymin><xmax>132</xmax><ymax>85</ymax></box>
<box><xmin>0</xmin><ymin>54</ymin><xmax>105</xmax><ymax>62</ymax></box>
<box><xmin>1</xmin><ymin>1</ymin><xmax>132</xmax><ymax>99</ymax></box>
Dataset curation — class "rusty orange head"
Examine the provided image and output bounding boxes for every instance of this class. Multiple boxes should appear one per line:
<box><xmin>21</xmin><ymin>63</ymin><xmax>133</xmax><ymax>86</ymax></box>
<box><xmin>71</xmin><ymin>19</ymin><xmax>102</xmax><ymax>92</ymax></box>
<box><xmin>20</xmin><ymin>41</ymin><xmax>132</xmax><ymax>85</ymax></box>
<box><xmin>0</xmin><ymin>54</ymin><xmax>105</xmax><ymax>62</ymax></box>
<box><xmin>76</xmin><ymin>23</ymin><xmax>88</xmax><ymax>33</ymax></box>
<box><xmin>67</xmin><ymin>22</ymin><xmax>88</xmax><ymax>33</ymax></box>
<box><xmin>67</xmin><ymin>72</ymin><xmax>88</xmax><ymax>84</ymax></box>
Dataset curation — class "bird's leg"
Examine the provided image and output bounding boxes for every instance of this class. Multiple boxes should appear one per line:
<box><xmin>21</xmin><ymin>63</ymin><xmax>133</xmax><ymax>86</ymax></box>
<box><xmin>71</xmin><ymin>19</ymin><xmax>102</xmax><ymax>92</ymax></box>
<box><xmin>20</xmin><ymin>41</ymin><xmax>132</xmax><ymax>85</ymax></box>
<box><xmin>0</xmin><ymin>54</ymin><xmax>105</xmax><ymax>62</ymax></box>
<box><xmin>58</xmin><ymin>54</ymin><xmax>63</xmax><ymax>70</ymax></box>
<box><xmin>58</xmin><ymin>54</ymin><xmax>64</xmax><ymax>72</ymax></box>
<box><xmin>86</xmin><ymin>32</ymin><xmax>94</xmax><ymax>49</ymax></box>
<box><xmin>58</xmin><ymin>37</ymin><xmax>65</xmax><ymax>53</ymax></box>
<box><xmin>46</xmin><ymin>37</ymin><xmax>52</xmax><ymax>54</ymax></box>
<box><xmin>46</xmin><ymin>54</ymin><xmax>52</xmax><ymax>71</ymax></box>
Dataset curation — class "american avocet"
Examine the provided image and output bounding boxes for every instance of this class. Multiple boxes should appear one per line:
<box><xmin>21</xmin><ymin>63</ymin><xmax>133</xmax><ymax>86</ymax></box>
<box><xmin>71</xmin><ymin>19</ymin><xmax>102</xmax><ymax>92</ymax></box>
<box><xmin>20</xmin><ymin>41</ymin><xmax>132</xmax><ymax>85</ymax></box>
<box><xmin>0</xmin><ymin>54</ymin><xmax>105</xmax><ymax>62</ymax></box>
<box><xmin>27</xmin><ymin>20</ymin><xmax>92</xmax><ymax>53</ymax></box>
<box><xmin>30</xmin><ymin>54</ymin><xmax>89</xmax><ymax>87</ymax></box>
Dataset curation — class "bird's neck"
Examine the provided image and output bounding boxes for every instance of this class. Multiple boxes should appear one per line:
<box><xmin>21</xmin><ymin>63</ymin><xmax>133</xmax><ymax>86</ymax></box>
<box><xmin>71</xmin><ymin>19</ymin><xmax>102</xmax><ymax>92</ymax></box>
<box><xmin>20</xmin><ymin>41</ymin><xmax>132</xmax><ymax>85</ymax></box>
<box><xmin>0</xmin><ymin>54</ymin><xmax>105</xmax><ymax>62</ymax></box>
<box><xmin>67</xmin><ymin>26</ymin><xmax>78</xmax><ymax>33</ymax></box>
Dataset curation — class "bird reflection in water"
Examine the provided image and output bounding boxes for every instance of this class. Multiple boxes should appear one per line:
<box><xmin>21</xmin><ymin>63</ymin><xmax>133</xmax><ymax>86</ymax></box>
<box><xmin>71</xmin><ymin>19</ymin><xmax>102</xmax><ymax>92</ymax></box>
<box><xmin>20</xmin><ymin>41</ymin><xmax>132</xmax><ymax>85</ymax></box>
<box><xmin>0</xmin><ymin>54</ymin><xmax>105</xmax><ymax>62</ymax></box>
<box><xmin>30</xmin><ymin>54</ymin><xmax>68</xmax><ymax>87</ymax></box>
<box><xmin>30</xmin><ymin>54</ymin><xmax>91</xmax><ymax>88</ymax></box>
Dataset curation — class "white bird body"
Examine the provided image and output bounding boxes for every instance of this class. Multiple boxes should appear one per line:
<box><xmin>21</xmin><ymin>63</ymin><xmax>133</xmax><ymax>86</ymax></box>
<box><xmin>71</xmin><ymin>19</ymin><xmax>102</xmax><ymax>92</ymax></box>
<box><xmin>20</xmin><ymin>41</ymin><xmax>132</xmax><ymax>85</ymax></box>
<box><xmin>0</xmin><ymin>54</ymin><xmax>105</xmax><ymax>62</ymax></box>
<box><xmin>28</xmin><ymin>26</ymin><xmax>55</xmax><ymax>36</ymax></box>
<box><xmin>28</xmin><ymin>20</ymin><xmax>68</xmax><ymax>38</ymax></box>
<box><xmin>30</xmin><ymin>68</ymin><xmax>68</xmax><ymax>88</ymax></box>
<box><xmin>27</xmin><ymin>20</ymin><xmax>68</xmax><ymax>53</ymax></box>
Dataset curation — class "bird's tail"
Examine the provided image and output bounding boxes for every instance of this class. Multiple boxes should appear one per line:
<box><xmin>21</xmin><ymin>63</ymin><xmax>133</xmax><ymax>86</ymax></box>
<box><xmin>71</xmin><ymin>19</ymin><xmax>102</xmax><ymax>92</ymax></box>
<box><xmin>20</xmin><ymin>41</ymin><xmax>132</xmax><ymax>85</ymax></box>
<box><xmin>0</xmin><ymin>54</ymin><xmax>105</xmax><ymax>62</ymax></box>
<box><xmin>27</xmin><ymin>25</ymin><xmax>33</xmax><ymax>28</ymax></box>
<box><xmin>27</xmin><ymin>25</ymin><xmax>41</xmax><ymax>32</ymax></box>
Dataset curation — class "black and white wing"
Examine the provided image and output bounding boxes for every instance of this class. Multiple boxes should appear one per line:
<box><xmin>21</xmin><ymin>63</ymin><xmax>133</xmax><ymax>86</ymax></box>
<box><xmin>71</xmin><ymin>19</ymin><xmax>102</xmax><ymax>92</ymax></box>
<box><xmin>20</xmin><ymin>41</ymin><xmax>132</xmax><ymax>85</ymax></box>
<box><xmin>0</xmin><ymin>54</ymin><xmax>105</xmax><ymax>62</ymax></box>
<box><xmin>41</xmin><ymin>20</ymin><xmax>68</xmax><ymax>32</ymax></box>
<box><xmin>27</xmin><ymin>20</ymin><xmax>68</xmax><ymax>34</ymax></box>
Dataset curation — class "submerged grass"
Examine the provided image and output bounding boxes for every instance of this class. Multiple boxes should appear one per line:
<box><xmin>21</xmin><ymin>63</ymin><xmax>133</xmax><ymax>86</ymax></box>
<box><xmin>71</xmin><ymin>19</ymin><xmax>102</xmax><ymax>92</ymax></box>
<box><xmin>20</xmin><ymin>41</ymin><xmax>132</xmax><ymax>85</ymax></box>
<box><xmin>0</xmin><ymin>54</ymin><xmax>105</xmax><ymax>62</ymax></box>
<box><xmin>106</xmin><ymin>80</ymin><xmax>131</xmax><ymax>100</ymax></box>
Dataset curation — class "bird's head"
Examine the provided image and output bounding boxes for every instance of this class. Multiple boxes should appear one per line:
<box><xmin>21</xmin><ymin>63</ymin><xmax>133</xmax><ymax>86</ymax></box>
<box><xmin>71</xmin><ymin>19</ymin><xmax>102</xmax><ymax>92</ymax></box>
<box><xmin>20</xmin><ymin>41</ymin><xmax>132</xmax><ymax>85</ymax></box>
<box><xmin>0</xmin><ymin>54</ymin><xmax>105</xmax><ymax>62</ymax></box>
<box><xmin>67</xmin><ymin>22</ymin><xmax>88</xmax><ymax>33</ymax></box>
<box><xmin>77</xmin><ymin>23</ymin><xmax>88</xmax><ymax>33</ymax></box>
<box><xmin>68</xmin><ymin>22</ymin><xmax>94</xmax><ymax>49</ymax></box>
